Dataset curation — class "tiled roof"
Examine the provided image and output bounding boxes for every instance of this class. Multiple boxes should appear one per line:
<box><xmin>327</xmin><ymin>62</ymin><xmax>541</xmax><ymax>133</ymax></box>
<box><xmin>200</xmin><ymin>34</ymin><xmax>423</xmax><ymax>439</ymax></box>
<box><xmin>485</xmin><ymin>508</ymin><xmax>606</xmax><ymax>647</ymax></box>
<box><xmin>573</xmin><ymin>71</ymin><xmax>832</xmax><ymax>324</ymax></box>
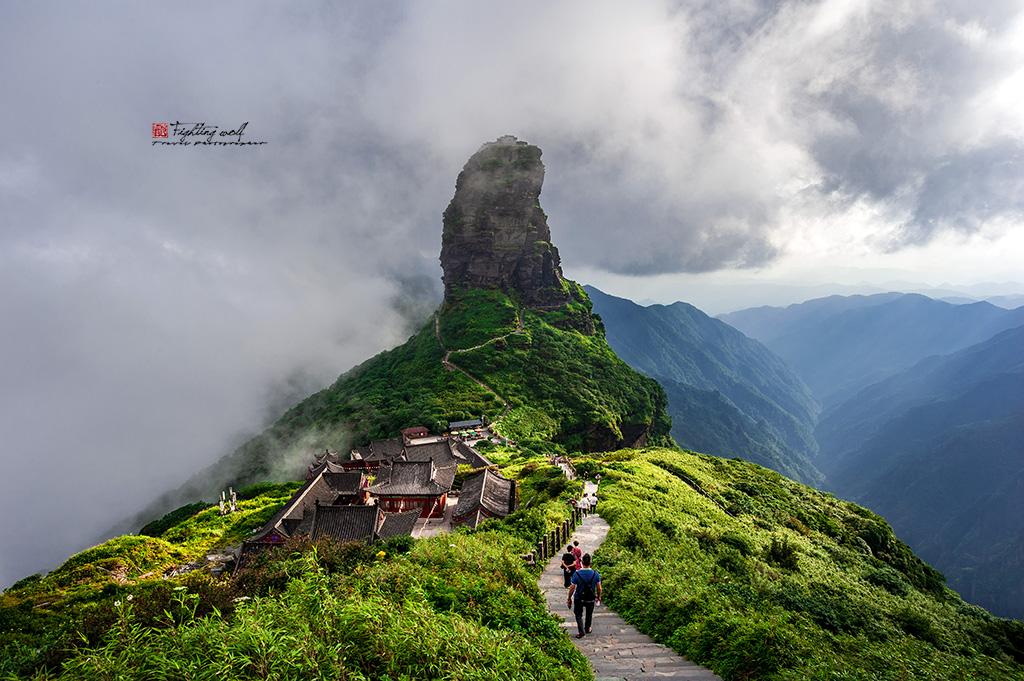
<box><xmin>376</xmin><ymin>509</ymin><xmax>420</xmax><ymax>539</ymax></box>
<box><xmin>453</xmin><ymin>469</ymin><xmax>516</xmax><ymax>525</ymax></box>
<box><xmin>366</xmin><ymin>438</ymin><xmax>405</xmax><ymax>461</ymax></box>
<box><xmin>245</xmin><ymin>472</ymin><xmax>324</xmax><ymax>542</ymax></box>
<box><xmin>449</xmin><ymin>419</ymin><xmax>483</xmax><ymax>429</ymax></box>
<box><xmin>369</xmin><ymin>460</ymin><xmax>456</xmax><ymax>496</ymax></box>
<box><xmin>309</xmin><ymin>459</ymin><xmax>350</xmax><ymax>477</ymax></box>
<box><xmin>323</xmin><ymin>471</ymin><xmax>366</xmax><ymax>496</ymax></box>
<box><xmin>310</xmin><ymin>504</ymin><xmax>379</xmax><ymax>542</ymax></box>
<box><xmin>246</xmin><ymin>468</ymin><xmax>363</xmax><ymax>544</ymax></box>
<box><xmin>403</xmin><ymin>441</ymin><xmax>457</xmax><ymax>467</ymax></box>
<box><xmin>452</xmin><ymin>440</ymin><xmax>493</xmax><ymax>468</ymax></box>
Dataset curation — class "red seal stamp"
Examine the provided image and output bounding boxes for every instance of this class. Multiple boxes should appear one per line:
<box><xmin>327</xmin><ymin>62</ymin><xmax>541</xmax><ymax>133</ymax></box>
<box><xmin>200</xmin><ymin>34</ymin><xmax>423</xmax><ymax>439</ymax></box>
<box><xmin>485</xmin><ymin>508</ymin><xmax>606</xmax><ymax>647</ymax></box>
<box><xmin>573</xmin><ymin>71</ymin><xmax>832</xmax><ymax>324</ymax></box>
<box><xmin>152</xmin><ymin>122</ymin><xmax>169</xmax><ymax>138</ymax></box>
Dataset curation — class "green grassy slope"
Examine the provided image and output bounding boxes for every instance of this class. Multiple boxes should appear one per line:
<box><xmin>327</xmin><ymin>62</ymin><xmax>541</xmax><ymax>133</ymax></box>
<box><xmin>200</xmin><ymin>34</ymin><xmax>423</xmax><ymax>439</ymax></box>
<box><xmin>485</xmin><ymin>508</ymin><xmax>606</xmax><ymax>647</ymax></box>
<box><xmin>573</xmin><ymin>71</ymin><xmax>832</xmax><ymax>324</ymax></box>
<box><xmin>6</xmin><ymin>284</ymin><xmax>1023</xmax><ymax>679</ymax></box>
<box><xmin>582</xmin><ymin>447</ymin><xmax>1024</xmax><ymax>680</ymax></box>
<box><xmin>6</xmin><ymin>446</ymin><xmax>1023</xmax><ymax>679</ymax></box>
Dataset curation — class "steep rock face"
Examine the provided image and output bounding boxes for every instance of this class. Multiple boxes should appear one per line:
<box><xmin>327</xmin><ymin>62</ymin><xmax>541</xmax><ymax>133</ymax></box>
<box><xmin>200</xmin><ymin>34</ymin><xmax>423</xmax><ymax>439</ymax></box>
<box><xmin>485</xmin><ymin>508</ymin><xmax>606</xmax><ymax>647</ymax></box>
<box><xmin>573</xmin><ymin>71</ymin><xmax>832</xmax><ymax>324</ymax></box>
<box><xmin>440</xmin><ymin>135</ymin><xmax>570</xmax><ymax>308</ymax></box>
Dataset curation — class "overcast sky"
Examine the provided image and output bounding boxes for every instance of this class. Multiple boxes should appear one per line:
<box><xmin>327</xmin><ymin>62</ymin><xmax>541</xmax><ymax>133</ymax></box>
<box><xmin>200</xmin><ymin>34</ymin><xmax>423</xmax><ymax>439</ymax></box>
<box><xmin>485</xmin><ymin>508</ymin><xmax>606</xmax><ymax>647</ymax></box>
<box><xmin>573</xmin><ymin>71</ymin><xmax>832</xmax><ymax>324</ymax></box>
<box><xmin>1</xmin><ymin>0</ymin><xmax>1023</xmax><ymax>586</ymax></box>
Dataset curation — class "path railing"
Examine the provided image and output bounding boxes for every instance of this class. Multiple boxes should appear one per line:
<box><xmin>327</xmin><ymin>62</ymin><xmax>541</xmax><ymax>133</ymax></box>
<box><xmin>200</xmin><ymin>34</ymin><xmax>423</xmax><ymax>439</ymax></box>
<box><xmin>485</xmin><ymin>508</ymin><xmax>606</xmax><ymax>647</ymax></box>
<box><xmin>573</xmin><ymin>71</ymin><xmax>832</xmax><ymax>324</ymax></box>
<box><xmin>521</xmin><ymin>504</ymin><xmax>592</xmax><ymax>566</ymax></box>
<box><xmin>521</xmin><ymin>458</ymin><xmax>596</xmax><ymax>566</ymax></box>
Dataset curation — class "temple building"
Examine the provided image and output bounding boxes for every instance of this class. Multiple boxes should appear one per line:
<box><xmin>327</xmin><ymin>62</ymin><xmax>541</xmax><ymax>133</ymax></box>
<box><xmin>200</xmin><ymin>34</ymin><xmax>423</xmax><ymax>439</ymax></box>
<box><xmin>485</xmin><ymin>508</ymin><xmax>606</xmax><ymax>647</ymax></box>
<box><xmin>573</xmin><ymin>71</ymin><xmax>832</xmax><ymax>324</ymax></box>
<box><xmin>309</xmin><ymin>504</ymin><xmax>420</xmax><ymax>543</ymax></box>
<box><xmin>344</xmin><ymin>438</ymin><xmax>407</xmax><ymax>471</ymax></box>
<box><xmin>241</xmin><ymin>468</ymin><xmax>381</xmax><ymax>556</ymax></box>
<box><xmin>346</xmin><ymin>432</ymin><xmax>492</xmax><ymax>471</ymax></box>
<box><xmin>452</xmin><ymin>469</ymin><xmax>518</xmax><ymax>529</ymax></box>
<box><xmin>368</xmin><ymin>460</ymin><xmax>457</xmax><ymax>518</ymax></box>
<box><xmin>241</xmin><ymin>426</ymin><xmax>498</xmax><ymax>559</ymax></box>
<box><xmin>400</xmin><ymin>425</ymin><xmax>431</xmax><ymax>442</ymax></box>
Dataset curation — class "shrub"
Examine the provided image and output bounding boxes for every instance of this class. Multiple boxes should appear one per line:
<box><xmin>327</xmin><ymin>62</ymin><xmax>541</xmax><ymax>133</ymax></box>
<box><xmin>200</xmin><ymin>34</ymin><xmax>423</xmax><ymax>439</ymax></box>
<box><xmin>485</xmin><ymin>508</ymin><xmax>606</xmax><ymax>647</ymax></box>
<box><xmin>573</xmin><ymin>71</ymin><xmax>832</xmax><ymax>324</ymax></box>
<box><xmin>894</xmin><ymin>607</ymin><xmax>941</xmax><ymax>646</ymax></box>
<box><xmin>139</xmin><ymin>502</ymin><xmax>210</xmax><ymax>536</ymax></box>
<box><xmin>720</xmin><ymin>531</ymin><xmax>754</xmax><ymax>557</ymax></box>
<box><xmin>765</xmin><ymin>536</ymin><xmax>799</xmax><ymax>571</ymax></box>
<box><xmin>865</xmin><ymin>565</ymin><xmax>911</xmax><ymax>596</ymax></box>
<box><xmin>774</xmin><ymin>580</ymin><xmax>879</xmax><ymax>636</ymax></box>
<box><xmin>716</xmin><ymin>547</ymin><xmax>752</xmax><ymax>580</ymax></box>
<box><xmin>681</xmin><ymin>612</ymin><xmax>804</xmax><ymax>680</ymax></box>
<box><xmin>58</xmin><ymin>536</ymin><xmax>590</xmax><ymax>681</ymax></box>
<box><xmin>784</xmin><ymin>515</ymin><xmax>811</xmax><ymax>536</ymax></box>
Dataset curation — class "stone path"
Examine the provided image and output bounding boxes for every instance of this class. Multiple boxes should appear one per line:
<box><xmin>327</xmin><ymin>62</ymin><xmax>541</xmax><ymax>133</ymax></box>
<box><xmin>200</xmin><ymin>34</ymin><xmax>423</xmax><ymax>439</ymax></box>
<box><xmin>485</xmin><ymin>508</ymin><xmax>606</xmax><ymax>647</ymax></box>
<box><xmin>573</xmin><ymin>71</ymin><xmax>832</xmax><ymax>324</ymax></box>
<box><xmin>540</xmin><ymin>510</ymin><xmax>721</xmax><ymax>681</ymax></box>
<box><xmin>434</xmin><ymin>314</ymin><xmax>518</xmax><ymax>424</ymax></box>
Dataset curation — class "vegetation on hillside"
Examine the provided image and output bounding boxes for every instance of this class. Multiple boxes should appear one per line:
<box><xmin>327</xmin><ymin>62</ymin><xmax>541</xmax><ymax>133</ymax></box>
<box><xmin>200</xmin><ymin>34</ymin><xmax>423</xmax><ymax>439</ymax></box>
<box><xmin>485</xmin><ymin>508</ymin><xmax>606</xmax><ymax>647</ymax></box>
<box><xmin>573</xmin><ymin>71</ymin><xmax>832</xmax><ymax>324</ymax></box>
<box><xmin>1</xmin><ymin>465</ymin><xmax>588</xmax><ymax>680</ymax></box>
<box><xmin>6</xmin><ymin>440</ymin><xmax>1024</xmax><ymax>679</ymax></box>
<box><xmin>197</xmin><ymin>285</ymin><xmax>670</xmax><ymax>488</ymax></box>
<box><xmin>451</xmin><ymin>298</ymin><xmax>671</xmax><ymax>452</ymax></box>
<box><xmin>579</xmin><ymin>447</ymin><xmax>1024</xmax><ymax>680</ymax></box>
<box><xmin>7</xmin><ymin>282</ymin><xmax>1024</xmax><ymax>681</ymax></box>
<box><xmin>586</xmin><ymin>285</ymin><xmax>821</xmax><ymax>484</ymax></box>
<box><xmin>817</xmin><ymin>324</ymin><xmax>1024</xmax><ymax>620</ymax></box>
<box><xmin>0</xmin><ymin>483</ymin><xmax>299</xmax><ymax>677</ymax></box>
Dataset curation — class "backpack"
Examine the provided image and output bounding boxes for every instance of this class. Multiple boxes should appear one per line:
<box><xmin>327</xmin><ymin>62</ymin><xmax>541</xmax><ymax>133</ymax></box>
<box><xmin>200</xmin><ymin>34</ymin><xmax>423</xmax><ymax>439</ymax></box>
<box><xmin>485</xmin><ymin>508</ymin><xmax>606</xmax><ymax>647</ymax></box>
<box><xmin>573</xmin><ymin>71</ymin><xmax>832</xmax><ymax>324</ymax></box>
<box><xmin>577</xmin><ymin>570</ymin><xmax>598</xmax><ymax>603</ymax></box>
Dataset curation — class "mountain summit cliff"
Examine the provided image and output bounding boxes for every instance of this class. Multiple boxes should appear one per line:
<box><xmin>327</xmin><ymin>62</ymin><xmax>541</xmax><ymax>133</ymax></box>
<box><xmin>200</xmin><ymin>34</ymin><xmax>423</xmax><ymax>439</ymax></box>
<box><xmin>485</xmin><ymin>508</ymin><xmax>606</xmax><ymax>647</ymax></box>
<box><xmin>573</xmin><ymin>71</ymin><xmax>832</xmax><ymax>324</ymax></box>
<box><xmin>441</xmin><ymin>135</ymin><xmax>570</xmax><ymax>308</ymax></box>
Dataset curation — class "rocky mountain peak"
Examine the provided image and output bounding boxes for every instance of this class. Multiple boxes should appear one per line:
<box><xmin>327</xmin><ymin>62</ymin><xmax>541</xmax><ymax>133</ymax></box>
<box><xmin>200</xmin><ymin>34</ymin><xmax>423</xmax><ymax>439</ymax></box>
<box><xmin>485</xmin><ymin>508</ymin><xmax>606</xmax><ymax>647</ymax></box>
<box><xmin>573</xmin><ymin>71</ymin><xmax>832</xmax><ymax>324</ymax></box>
<box><xmin>440</xmin><ymin>135</ymin><xmax>570</xmax><ymax>308</ymax></box>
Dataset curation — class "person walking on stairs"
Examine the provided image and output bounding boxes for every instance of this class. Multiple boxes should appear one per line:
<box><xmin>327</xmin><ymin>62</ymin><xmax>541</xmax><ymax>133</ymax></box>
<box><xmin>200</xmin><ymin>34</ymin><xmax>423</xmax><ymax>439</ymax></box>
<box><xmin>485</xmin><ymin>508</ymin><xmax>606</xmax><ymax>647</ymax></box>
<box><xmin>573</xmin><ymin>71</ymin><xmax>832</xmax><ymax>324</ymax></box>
<box><xmin>561</xmin><ymin>546</ymin><xmax>576</xmax><ymax>588</ymax></box>
<box><xmin>566</xmin><ymin>553</ymin><xmax>602</xmax><ymax>639</ymax></box>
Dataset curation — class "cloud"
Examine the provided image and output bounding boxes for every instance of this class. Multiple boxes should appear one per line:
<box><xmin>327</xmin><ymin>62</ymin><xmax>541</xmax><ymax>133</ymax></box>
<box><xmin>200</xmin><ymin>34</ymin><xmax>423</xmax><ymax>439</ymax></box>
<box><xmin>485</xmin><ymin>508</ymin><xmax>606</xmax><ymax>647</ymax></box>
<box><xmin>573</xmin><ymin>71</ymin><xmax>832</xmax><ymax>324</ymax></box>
<box><xmin>1</xmin><ymin>0</ymin><xmax>1023</xmax><ymax>585</ymax></box>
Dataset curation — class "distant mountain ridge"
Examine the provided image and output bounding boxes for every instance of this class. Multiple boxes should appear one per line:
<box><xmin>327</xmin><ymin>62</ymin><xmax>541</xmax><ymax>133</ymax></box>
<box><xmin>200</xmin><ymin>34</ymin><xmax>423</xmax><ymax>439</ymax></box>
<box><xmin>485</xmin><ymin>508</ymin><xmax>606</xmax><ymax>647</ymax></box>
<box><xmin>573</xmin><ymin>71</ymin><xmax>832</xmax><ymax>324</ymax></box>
<box><xmin>720</xmin><ymin>293</ymin><xmax>1024</xmax><ymax>407</ymax></box>
<box><xmin>816</xmin><ymin>324</ymin><xmax>1024</xmax><ymax>619</ymax></box>
<box><xmin>586</xmin><ymin>286</ymin><xmax>821</xmax><ymax>484</ymax></box>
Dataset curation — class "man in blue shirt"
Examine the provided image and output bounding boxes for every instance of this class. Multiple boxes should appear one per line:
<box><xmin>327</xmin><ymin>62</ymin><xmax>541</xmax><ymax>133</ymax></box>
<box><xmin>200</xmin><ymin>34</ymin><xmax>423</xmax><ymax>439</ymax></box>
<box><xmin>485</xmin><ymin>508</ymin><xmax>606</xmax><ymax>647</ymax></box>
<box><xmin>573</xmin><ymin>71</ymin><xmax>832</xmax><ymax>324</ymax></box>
<box><xmin>566</xmin><ymin>552</ymin><xmax>602</xmax><ymax>638</ymax></box>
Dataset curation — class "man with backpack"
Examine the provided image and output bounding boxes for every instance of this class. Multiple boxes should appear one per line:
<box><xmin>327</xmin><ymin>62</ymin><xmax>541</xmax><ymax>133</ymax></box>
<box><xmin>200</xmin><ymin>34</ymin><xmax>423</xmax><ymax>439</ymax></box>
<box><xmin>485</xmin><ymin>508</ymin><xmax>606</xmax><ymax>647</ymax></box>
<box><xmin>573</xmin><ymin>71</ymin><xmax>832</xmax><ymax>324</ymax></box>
<box><xmin>566</xmin><ymin>553</ymin><xmax>602</xmax><ymax>638</ymax></box>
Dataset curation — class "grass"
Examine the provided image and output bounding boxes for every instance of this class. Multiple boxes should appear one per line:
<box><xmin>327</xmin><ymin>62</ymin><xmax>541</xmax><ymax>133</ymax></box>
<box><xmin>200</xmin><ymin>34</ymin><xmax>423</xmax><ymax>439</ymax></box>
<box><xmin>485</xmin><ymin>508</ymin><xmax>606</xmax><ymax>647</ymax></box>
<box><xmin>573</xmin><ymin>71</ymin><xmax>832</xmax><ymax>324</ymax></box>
<box><xmin>580</xmin><ymin>447</ymin><xmax>1024</xmax><ymax>680</ymax></box>
<box><xmin>6</xmin><ymin>444</ymin><xmax>1024</xmax><ymax>680</ymax></box>
<box><xmin>439</xmin><ymin>287</ymin><xmax>519</xmax><ymax>350</ymax></box>
<box><xmin>53</xmin><ymin>535</ymin><xmax>589</xmax><ymax>681</ymax></box>
<box><xmin>7</xmin><ymin>279</ymin><xmax>1024</xmax><ymax>680</ymax></box>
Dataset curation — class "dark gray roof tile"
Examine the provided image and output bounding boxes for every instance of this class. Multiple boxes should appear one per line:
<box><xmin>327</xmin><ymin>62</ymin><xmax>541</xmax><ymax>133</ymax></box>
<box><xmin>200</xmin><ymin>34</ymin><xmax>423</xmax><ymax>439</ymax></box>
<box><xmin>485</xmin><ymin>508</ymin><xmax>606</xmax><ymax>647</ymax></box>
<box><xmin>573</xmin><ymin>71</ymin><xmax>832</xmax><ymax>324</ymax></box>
<box><xmin>376</xmin><ymin>509</ymin><xmax>420</xmax><ymax>539</ymax></box>
<box><xmin>310</xmin><ymin>504</ymin><xmax>379</xmax><ymax>542</ymax></box>
<box><xmin>403</xmin><ymin>441</ymin><xmax>457</xmax><ymax>467</ymax></box>
<box><xmin>369</xmin><ymin>460</ymin><xmax>456</xmax><ymax>496</ymax></box>
<box><xmin>452</xmin><ymin>440</ymin><xmax>493</xmax><ymax>468</ymax></box>
<box><xmin>453</xmin><ymin>469</ymin><xmax>516</xmax><ymax>525</ymax></box>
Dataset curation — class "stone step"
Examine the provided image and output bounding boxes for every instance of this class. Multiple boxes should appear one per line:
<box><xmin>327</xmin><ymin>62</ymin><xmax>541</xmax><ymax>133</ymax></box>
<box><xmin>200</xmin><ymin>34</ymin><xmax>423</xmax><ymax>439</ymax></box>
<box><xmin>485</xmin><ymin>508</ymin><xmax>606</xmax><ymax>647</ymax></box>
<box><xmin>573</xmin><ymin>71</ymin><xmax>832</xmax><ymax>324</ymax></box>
<box><xmin>539</xmin><ymin>514</ymin><xmax>722</xmax><ymax>681</ymax></box>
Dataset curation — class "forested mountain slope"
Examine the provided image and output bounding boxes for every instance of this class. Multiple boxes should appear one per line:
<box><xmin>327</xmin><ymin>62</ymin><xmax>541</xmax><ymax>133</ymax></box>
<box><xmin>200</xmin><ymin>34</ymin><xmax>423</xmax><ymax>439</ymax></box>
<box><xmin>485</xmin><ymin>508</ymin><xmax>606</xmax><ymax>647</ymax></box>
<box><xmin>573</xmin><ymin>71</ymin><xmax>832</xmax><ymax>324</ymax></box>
<box><xmin>587</xmin><ymin>286</ymin><xmax>820</xmax><ymax>484</ymax></box>
<box><xmin>816</xmin><ymin>325</ymin><xmax>1024</xmax><ymax>619</ymax></box>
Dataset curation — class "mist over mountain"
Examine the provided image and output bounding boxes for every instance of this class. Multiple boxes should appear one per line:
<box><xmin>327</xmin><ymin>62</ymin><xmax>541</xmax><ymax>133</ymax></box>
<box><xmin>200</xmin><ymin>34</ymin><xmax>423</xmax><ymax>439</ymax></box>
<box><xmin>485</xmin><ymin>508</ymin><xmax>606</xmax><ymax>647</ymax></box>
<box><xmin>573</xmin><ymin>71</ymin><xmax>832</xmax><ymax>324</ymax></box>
<box><xmin>586</xmin><ymin>286</ymin><xmax>820</xmax><ymax>484</ymax></box>
<box><xmin>720</xmin><ymin>294</ymin><xmax>1024</xmax><ymax>407</ymax></box>
<box><xmin>816</xmin><ymin>325</ymin><xmax>1024</xmax><ymax>619</ymax></box>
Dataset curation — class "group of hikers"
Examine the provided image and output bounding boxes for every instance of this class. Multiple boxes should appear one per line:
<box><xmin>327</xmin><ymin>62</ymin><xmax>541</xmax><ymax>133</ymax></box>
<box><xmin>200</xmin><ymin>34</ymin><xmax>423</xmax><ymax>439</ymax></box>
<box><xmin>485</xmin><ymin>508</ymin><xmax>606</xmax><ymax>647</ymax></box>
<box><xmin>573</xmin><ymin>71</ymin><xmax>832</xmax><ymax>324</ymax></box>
<box><xmin>560</xmin><ymin>539</ymin><xmax>603</xmax><ymax>639</ymax></box>
<box><xmin>570</xmin><ymin>490</ymin><xmax>598</xmax><ymax>512</ymax></box>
